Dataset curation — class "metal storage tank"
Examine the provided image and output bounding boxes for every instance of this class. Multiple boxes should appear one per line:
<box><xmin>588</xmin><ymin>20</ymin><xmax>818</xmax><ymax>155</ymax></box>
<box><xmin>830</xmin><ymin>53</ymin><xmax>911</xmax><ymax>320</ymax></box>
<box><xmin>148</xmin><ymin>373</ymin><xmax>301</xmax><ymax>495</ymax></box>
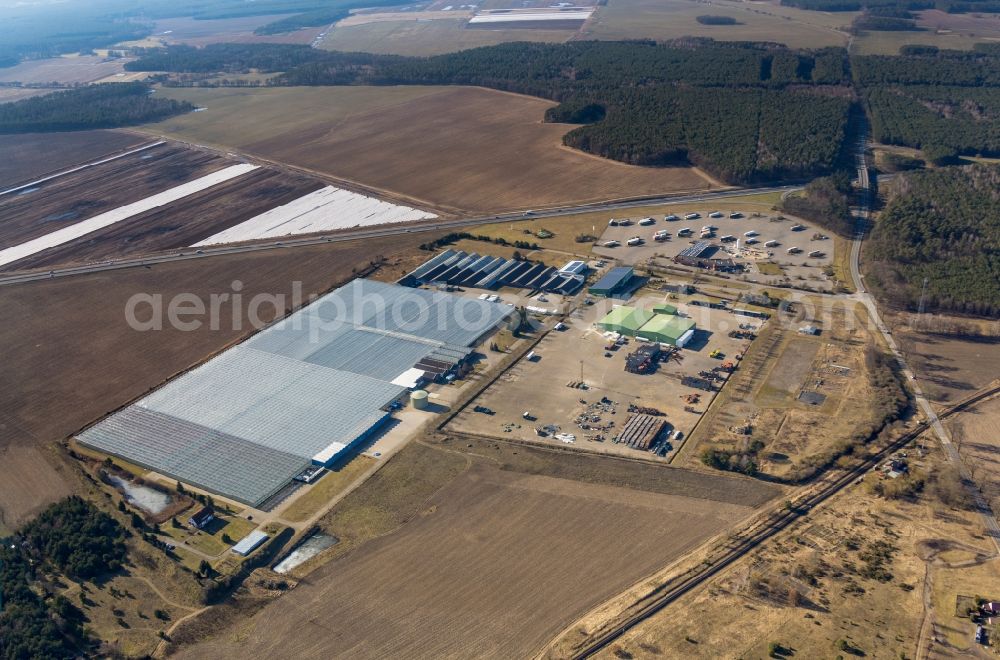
<box><xmin>411</xmin><ymin>390</ymin><xmax>429</xmax><ymax>410</ymax></box>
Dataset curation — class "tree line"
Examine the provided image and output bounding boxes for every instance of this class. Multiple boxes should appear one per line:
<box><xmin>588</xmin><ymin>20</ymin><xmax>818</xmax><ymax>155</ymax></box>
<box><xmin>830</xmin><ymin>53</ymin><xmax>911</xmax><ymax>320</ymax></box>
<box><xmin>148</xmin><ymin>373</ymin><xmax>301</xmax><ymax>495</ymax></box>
<box><xmin>868</xmin><ymin>164</ymin><xmax>1000</xmax><ymax>317</ymax></box>
<box><xmin>128</xmin><ymin>40</ymin><xmax>853</xmax><ymax>184</ymax></box>
<box><xmin>854</xmin><ymin>48</ymin><xmax>1000</xmax><ymax>162</ymax></box>
<box><xmin>0</xmin><ymin>83</ymin><xmax>193</xmax><ymax>133</ymax></box>
<box><xmin>1</xmin><ymin>496</ymin><xmax>128</xmax><ymax>659</ymax></box>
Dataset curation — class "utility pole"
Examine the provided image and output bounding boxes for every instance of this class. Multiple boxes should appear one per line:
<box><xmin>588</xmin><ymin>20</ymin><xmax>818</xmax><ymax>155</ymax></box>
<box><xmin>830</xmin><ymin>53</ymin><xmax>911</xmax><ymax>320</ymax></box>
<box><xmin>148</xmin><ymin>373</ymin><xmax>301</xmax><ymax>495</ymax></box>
<box><xmin>916</xmin><ymin>276</ymin><xmax>929</xmax><ymax>330</ymax></box>
<box><xmin>580</xmin><ymin>359</ymin><xmax>584</xmax><ymax>383</ymax></box>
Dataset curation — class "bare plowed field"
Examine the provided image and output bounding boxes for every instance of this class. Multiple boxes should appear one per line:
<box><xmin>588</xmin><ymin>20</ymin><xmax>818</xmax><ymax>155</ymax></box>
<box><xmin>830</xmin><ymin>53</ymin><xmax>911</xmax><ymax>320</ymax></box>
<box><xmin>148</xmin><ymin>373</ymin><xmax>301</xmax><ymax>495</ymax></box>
<box><xmin>0</xmin><ymin>144</ymin><xmax>226</xmax><ymax>251</ymax></box>
<box><xmin>144</xmin><ymin>86</ymin><xmax>717</xmax><ymax>214</ymax></box>
<box><xmin>178</xmin><ymin>439</ymin><xmax>771</xmax><ymax>660</ymax></box>
<box><xmin>895</xmin><ymin>329</ymin><xmax>1000</xmax><ymax>404</ymax></box>
<box><xmin>6</xmin><ymin>168</ymin><xmax>323</xmax><ymax>269</ymax></box>
<box><xmin>0</xmin><ymin>234</ymin><xmax>429</xmax><ymax>526</ymax></box>
<box><xmin>0</xmin><ymin>444</ymin><xmax>72</xmax><ymax>533</ymax></box>
<box><xmin>0</xmin><ymin>55</ymin><xmax>129</xmax><ymax>85</ymax></box>
<box><xmin>0</xmin><ymin>130</ymin><xmax>146</xmax><ymax>189</ymax></box>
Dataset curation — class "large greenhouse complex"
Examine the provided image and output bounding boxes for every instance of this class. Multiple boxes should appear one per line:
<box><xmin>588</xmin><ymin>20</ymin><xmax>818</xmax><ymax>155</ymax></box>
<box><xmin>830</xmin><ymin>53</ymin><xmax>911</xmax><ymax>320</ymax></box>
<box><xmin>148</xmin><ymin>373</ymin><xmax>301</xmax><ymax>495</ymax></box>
<box><xmin>79</xmin><ymin>279</ymin><xmax>512</xmax><ymax>507</ymax></box>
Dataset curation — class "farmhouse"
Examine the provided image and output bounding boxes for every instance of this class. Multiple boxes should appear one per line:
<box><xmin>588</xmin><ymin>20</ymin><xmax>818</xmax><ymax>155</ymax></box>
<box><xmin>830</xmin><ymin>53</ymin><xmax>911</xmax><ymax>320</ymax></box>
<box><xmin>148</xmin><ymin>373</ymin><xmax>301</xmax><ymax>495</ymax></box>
<box><xmin>79</xmin><ymin>279</ymin><xmax>511</xmax><ymax>507</ymax></box>
<box><xmin>188</xmin><ymin>506</ymin><xmax>215</xmax><ymax>530</ymax></box>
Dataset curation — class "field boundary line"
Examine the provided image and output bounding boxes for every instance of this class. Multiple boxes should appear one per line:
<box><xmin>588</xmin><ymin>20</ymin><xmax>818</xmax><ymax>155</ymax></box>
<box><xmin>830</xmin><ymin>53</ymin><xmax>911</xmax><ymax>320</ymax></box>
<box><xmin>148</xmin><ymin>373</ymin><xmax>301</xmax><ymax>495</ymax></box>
<box><xmin>0</xmin><ymin>140</ymin><xmax>165</xmax><ymax>197</ymax></box>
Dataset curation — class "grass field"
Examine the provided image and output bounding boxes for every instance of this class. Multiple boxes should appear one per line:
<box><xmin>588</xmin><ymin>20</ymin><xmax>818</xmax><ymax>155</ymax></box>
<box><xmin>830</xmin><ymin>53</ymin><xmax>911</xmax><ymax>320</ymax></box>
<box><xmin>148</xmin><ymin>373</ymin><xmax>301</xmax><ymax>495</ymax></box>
<box><xmin>151</xmin><ymin>15</ymin><xmax>320</xmax><ymax>47</ymax></box>
<box><xmin>0</xmin><ymin>234</ymin><xmax>431</xmax><ymax>529</ymax></box>
<box><xmin>586</xmin><ymin>0</ymin><xmax>852</xmax><ymax>49</ymax></box>
<box><xmin>894</xmin><ymin>324</ymin><xmax>1000</xmax><ymax>404</ymax></box>
<box><xmin>279</xmin><ymin>454</ymin><xmax>376</xmax><ymax>523</ymax></box>
<box><xmin>948</xmin><ymin>395</ymin><xmax>1000</xmax><ymax>515</ymax></box>
<box><xmin>852</xmin><ymin>9</ymin><xmax>1000</xmax><ymax>55</ymax></box>
<box><xmin>0</xmin><ymin>130</ymin><xmax>147</xmax><ymax>189</ymax></box>
<box><xmin>318</xmin><ymin>17</ymin><xmax>576</xmax><ymax>56</ymax></box>
<box><xmin>175</xmin><ymin>436</ymin><xmax>776</xmax><ymax>658</ymax></box>
<box><xmin>597</xmin><ymin>438</ymin><xmax>999</xmax><ymax>660</ymax></box>
<box><xmin>678</xmin><ymin>300</ymin><xmax>880</xmax><ymax>480</ymax></box>
<box><xmin>142</xmin><ymin>86</ymin><xmax>717</xmax><ymax>214</ymax></box>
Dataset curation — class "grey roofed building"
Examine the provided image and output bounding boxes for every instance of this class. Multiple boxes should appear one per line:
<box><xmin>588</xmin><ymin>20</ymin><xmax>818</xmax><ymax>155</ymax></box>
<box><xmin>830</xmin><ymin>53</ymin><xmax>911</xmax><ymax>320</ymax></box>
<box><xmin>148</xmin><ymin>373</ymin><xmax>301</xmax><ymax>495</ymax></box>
<box><xmin>79</xmin><ymin>279</ymin><xmax>511</xmax><ymax>507</ymax></box>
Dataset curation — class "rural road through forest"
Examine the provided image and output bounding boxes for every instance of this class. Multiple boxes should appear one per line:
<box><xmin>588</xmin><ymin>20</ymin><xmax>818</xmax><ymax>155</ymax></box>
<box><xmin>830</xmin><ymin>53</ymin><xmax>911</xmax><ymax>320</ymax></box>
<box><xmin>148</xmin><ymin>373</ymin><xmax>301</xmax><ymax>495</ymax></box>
<box><xmin>847</xmin><ymin>128</ymin><xmax>1000</xmax><ymax>552</ymax></box>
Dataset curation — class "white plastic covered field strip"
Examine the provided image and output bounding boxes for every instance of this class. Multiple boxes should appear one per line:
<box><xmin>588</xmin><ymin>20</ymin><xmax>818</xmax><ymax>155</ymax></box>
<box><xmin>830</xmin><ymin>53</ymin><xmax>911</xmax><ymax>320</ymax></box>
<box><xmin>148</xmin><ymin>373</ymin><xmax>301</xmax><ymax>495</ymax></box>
<box><xmin>0</xmin><ymin>164</ymin><xmax>258</xmax><ymax>267</ymax></box>
<box><xmin>193</xmin><ymin>185</ymin><xmax>438</xmax><ymax>246</ymax></box>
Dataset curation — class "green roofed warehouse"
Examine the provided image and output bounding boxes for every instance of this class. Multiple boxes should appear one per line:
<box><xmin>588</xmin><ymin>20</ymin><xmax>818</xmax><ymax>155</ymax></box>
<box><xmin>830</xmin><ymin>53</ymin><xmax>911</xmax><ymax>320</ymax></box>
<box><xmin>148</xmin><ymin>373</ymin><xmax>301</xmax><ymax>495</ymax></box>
<box><xmin>636</xmin><ymin>314</ymin><xmax>695</xmax><ymax>347</ymax></box>
<box><xmin>596</xmin><ymin>305</ymin><xmax>655</xmax><ymax>337</ymax></box>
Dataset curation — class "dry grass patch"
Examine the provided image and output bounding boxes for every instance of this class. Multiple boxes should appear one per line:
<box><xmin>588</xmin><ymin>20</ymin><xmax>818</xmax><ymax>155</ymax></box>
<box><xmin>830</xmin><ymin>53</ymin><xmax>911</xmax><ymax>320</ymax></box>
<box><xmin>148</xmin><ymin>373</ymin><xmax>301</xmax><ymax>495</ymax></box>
<box><xmin>586</xmin><ymin>0</ymin><xmax>851</xmax><ymax>49</ymax></box>
<box><xmin>318</xmin><ymin>17</ymin><xmax>575</xmax><ymax>56</ymax></box>
<box><xmin>279</xmin><ymin>454</ymin><xmax>377</xmax><ymax>523</ymax></box>
<box><xmin>595</xmin><ymin>441</ymin><xmax>996</xmax><ymax>660</ymax></box>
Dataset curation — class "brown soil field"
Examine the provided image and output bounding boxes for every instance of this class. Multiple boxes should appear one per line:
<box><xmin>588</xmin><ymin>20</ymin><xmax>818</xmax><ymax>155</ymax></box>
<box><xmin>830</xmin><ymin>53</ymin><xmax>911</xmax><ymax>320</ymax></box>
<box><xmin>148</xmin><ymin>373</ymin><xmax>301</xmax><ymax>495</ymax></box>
<box><xmin>176</xmin><ymin>437</ymin><xmax>776</xmax><ymax>659</ymax></box>
<box><xmin>0</xmin><ymin>55</ymin><xmax>128</xmax><ymax>85</ymax></box>
<box><xmin>895</xmin><ymin>326</ymin><xmax>1000</xmax><ymax>404</ymax></box>
<box><xmin>593</xmin><ymin>438</ymin><xmax>1000</xmax><ymax>660</ymax></box>
<box><xmin>144</xmin><ymin>86</ymin><xmax>718</xmax><ymax>214</ymax></box>
<box><xmin>0</xmin><ymin>235</ymin><xmax>430</xmax><ymax>528</ymax></box>
<box><xmin>152</xmin><ymin>15</ymin><xmax>322</xmax><ymax>47</ymax></box>
<box><xmin>318</xmin><ymin>17</ymin><xmax>577</xmax><ymax>56</ymax></box>
<box><xmin>0</xmin><ymin>444</ymin><xmax>72</xmax><ymax>532</ymax></box>
<box><xmin>0</xmin><ymin>88</ymin><xmax>52</xmax><ymax>103</ymax></box>
<box><xmin>0</xmin><ymin>143</ymin><xmax>227</xmax><ymax>252</ymax></box>
<box><xmin>6</xmin><ymin>167</ymin><xmax>324</xmax><ymax>270</ymax></box>
<box><xmin>0</xmin><ymin>130</ymin><xmax>147</xmax><ymax>189</ymax></box>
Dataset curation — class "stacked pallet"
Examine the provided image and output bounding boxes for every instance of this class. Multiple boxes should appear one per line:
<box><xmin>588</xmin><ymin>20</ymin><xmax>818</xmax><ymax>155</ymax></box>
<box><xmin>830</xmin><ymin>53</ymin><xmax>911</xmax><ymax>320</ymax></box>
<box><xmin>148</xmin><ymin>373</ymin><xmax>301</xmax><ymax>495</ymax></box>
<box><xmin>617</xmin><ymin>413</ymin><xmax>666</xmax><ymax>450</ymax></box>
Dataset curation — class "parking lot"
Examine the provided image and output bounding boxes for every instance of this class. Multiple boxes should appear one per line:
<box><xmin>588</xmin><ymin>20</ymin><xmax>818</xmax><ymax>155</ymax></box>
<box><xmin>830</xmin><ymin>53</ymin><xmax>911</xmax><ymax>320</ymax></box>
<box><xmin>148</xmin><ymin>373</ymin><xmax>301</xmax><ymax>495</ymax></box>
<box><xmin>448</xmin><ymin>295</ymin><xmax>761</xmax><ymax>461</ymax></box>
<box><xmin>592</xmin><ymin>209</ymin><xmax>836</xmax><ymax>288</ymax></box>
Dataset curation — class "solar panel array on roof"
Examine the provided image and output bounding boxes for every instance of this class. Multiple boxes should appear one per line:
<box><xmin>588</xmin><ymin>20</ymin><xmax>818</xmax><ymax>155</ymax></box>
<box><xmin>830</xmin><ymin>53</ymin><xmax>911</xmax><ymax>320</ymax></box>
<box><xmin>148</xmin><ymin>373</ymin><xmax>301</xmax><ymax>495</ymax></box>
<box><xmin>677</xmin><ymin>241</ymin><xmax>715</xmax><ymax>259</ymax></box>
<box><xmin>400</xmin><ymin>251</ymin><xmax>584</xmax><ymax>294</ymax></box>
<box><xmin>79</xmin><ymin>279</ymin><xmax>510</xmax><ymax>507</ymax></box>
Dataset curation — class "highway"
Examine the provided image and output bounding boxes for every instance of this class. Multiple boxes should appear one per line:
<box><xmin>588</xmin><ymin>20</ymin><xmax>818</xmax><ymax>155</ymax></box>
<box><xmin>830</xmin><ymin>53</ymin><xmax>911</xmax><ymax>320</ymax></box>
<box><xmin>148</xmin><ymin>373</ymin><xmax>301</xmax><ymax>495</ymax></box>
<box><xmin>0</xmin><ymin>183</ymin><xmax>802</xmax><ymax>287</ymax></box>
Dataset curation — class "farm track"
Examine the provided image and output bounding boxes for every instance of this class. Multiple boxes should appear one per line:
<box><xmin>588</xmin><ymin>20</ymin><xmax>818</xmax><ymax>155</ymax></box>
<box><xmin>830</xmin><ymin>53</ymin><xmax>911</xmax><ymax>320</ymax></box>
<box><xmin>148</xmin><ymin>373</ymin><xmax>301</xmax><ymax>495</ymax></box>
<box><xmin>567</xmin><ymin>383</ymin><xmax>1000</xmax><ymax>659</ymax></box>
